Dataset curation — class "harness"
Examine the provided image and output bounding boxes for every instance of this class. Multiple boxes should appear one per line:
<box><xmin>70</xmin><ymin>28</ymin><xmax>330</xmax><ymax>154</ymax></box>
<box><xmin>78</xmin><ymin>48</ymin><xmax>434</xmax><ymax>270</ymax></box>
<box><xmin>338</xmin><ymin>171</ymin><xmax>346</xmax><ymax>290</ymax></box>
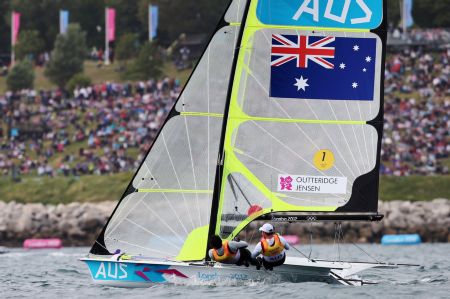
<box><xmin>261</xmin><ymin>234</ymin><xmax>285</xmax><ymax>257</ymax></box>
<box><xmin>212</xmin><ymin>241</ymin><xmax>237</xmax><ymax>262</ymax></box>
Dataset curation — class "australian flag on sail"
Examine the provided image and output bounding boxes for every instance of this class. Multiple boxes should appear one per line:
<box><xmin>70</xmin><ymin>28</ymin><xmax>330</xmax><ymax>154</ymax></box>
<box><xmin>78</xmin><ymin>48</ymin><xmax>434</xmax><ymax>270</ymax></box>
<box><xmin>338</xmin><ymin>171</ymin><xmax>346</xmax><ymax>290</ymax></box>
<box><xmin>270</xmin><ymin>34</ymin><xmax>377</xmax><ymax>101</ymax></box>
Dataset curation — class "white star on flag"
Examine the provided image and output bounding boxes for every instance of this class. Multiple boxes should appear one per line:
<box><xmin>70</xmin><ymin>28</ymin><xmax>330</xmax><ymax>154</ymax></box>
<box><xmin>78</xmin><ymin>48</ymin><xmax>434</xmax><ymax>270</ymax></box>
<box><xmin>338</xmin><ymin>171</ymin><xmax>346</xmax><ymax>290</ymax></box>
<box><xmin>294</xmin><ymin>76</ymin><xmax>309</xmax><ymax>91</ymax></box>
<box><xmin>339</xmin><ymin>63</ymin><xmax>346</xmax><ymax>69</ymax></box>
<box><xmin>352</xmin><ymin>82</ymin><xmax>358</xmax><ymax>88</ymax></box>
<box><xmin>363</xmin><ymin>68</ymin><xmax>367</xmax><ymax>72</ymax></box>
<box><xmin>353</xmin><ymin>45</ymin><xmax>359</xmax><ymax>51</ymax></box>
<box><xmin>365</xmin><ymin>56</ymin><xmax>372</xmax><ymax>62</ymax></box>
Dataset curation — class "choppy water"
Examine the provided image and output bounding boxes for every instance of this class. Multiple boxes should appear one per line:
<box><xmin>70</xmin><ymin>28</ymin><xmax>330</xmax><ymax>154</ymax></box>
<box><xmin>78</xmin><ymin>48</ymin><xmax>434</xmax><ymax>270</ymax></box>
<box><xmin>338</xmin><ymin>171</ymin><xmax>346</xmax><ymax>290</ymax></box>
<box><xmin>0</xmin><ymin>244</ymin><xmax>449</xmax><ymax>298</ymax></box>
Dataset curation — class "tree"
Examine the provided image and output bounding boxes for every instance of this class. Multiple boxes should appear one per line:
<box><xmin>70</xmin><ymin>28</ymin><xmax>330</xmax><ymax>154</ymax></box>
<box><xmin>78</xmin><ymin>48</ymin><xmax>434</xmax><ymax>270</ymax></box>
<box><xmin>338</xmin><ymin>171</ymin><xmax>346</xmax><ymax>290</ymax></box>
<box><xmin>413</xmin><ymin>0</ymin><xmax>450</xmax><ymax>28</ymax></box>
<box><xmin>45</xmin><ymin>24</ymin><xmax>87</xmax><ymax>88</ymax></box>
<box><xmin>126</xmin><ymin>41</ymin><xmax>162</xmax><ymax>80</ymax></box>
<box><xmin>387</xmin><ymin>1</ymin><xmax>400</xmax><ymax>28</ymax></box>
<box><xmin>14</xmin><ymin>30</ymin><xmax>45</xmax><ymax>61</ymax></box>
<box><xmin>0</xmin><ymin>0</ymin><xmax>10</xmax><ymax>54</ymax></box>
<box><xmin>116</xmin><ymin>33</ymin><xmax>139</xmax><ymax>66</ymax></box>
<box><xmin>66</xmin><ymin>73</ymin><xmax>92</xmax><ymax>93</ymax></box>
<box><xmin>137</xmin><ymin>0</ymin><xmax>228</xmax><ymax>46</ymax></box>
<box><xmin>6</xmin><ymin>60</ymin><xmax>34</xmax><ymax>92</ymax></box>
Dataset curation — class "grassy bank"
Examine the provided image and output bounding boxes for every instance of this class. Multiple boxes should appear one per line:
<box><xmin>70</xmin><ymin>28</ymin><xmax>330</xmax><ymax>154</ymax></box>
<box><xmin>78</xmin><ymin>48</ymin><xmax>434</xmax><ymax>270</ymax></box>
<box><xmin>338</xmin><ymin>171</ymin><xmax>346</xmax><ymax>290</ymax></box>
<box><xmin>379</xmin><ymin>175</ymin><xmax>450</xmax><ymax>201</ymax></box>
<box><xmin>0</xmin><ymin>61</ymin><xmax>193</xmax><ymax>94</ymax></box>
<box><xmin>0</xmin><ymin>174</ymin><xmax>448</xmax><ymax>204</ymax></box>
<box><xmin>0</xmin><ymin>172</ymin><xmax>132</xmax><ymax>205</ymax></box>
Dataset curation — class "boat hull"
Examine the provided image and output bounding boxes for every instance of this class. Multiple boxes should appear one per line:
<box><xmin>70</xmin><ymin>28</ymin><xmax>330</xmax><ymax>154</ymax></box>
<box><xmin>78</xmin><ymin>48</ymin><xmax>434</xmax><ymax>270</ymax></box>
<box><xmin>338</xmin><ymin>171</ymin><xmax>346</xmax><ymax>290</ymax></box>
<box><xmin>82</xmin><ymin>256</ymin><xmax>380</xmax><ymax>287</ymax></box>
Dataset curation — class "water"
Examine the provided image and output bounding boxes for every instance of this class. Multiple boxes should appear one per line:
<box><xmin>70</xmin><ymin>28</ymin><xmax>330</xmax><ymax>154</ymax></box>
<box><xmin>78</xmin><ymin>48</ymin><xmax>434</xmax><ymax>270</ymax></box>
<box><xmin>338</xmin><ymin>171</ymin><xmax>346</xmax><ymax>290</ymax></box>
<box><xmin>1</xmin><ymin>244</ymin><xmax>449</xmax><ymax>298</ymax></box>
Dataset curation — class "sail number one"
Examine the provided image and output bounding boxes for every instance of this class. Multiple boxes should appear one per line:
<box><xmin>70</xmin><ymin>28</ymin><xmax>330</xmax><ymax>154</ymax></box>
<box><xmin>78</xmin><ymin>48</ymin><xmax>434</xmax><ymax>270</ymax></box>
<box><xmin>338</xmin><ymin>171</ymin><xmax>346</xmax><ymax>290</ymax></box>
<box><xmin>313</xmin><ymin>149</ymin><xmax>335</xmax><ymax>171</ymax></box>
<box><xmin>257</xmin><ymin>0</ymin><xmax>383</xmax><ymax>30</ymax></box>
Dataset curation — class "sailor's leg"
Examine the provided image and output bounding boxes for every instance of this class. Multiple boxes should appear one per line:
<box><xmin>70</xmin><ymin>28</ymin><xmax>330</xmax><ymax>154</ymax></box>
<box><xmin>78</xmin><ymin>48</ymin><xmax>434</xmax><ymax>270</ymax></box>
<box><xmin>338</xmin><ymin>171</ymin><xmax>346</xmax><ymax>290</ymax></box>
<box><xmin>262</xmin><ymin>258</ymin><xmax>273</xmax><ymax>271</ymax></box>
<box><xmin>265</xmin><ymin>254</ymin><xmax>286</xmax><ymax>270</ymax></box>
<box><xmin>236</xmin><ymin>249</ymin><xmax>250</xmax><ymax>266</ymax></box>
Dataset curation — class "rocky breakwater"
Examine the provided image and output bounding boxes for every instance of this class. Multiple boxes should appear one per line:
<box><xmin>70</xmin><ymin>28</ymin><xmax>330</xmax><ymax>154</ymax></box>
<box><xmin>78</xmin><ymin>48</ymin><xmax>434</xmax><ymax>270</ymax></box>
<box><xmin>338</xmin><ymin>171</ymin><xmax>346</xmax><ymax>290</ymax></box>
<box><xmin>0</xmin><ymin>199</ymin><xmax>449</xmax><ymax>247</ymax></box>
<box><xmin>0</xmin><ymin>201</ymin><xmax>115</xmax><ymax>247</ymax></box>
<box><xmin>279</xmin><ymin>199</ymin><xmax>450</xmax><ymax>243</ymax></box>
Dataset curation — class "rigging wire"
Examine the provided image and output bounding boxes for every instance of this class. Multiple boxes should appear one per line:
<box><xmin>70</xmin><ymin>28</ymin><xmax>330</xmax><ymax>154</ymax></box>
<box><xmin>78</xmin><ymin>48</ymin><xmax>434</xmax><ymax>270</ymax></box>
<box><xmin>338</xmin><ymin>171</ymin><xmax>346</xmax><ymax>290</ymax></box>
<box><xmin>308</xmin><ymin>221</ymin><xmax>313</xmax><ymax>259</ymax></box>
<box><xmin>339</xmin><ymin>223</ymin><xmax>383</xmax><ymax>264</ymax></box>
<box><xmin>333</xmin><ymin>222</ymin><xmax>338</xmax><ymax>263</ymax></box>
<box><xmin>280</xmin><ymin>225</ymin><xmax>314</xmax><ymax>263</ymax></box>
<box><xmin>338</xmin><ymin>222</ymin><xmax>342</xmax><ymax>262</ymax></box>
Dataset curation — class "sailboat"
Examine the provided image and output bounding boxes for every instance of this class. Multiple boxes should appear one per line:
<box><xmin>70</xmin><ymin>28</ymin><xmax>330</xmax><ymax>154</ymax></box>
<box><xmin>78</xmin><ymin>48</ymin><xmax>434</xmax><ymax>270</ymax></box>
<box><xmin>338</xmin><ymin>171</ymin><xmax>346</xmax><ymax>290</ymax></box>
<box><xmin>82</xmin><ymin>0</ymin><xmax>397</xmax><ymax>286</ymax></box>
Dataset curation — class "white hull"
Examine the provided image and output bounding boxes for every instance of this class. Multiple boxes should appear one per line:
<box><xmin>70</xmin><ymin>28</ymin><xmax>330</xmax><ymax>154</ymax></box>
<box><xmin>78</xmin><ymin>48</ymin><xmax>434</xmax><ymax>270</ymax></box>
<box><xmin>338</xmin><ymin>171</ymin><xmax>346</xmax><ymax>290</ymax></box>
<box><xmin>82</xmin><ymin>256</ymin><xmax>394</xmax><ymax>287</ymax></box>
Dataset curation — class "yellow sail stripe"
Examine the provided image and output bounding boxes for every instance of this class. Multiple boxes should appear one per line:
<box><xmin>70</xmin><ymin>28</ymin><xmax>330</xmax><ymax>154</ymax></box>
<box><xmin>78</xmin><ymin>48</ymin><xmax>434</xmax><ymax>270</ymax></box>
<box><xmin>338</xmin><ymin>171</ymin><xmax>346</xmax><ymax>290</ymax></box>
<box><xmin>138</xmin><ymin>189</ymin><xmax>213</xmax><ymax>194</ymax></box>
<box><xmin>246</xmin><ymin>24</ymin><xmax>370</xmax><ymax>33</ymax></box>
<box><xmin>180</xmin><ymin>112</ymin><xmax>224</xmax><ymax>118</ymax></box>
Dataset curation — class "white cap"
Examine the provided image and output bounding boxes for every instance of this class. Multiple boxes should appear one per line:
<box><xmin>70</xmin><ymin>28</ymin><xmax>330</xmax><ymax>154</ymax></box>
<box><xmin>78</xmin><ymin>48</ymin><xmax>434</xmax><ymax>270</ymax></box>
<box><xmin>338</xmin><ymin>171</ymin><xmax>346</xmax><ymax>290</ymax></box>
<box><xmin>259</xmin><ymin>223</ymin><xmax>274</xmax><ymax>233</ymax></box>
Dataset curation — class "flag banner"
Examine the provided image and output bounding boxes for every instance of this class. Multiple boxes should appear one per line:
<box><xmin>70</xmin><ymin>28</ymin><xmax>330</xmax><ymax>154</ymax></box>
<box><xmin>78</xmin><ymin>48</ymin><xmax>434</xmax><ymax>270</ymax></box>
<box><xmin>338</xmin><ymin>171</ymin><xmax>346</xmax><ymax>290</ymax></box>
<box><xmin>149</xmin><ymin>5</ymin><xmax>159</xmax><ymax>40</ymax></box>
<box><xmin>270</xmin><ymin>34</ymin><xmax>377</xmax><ymax>101</ymax></box>
<box><xmin>60</xmin><ymin>10</ymin><xmax>69</xmax><ymax>34</ymax></box>
<box><xmin>12</xmin><ymin>12</ymin><xmax>20</xmax><ymax>45</ymax></box>
<box><xmin>404</xmin><ymin>0</ymin><xmax>414</xmax><ymax>28</ymax></box>
<box><xmin>256</xmin><ymin>0</ymin><xmax>383</xmax><ymax>30</ymax></box>
<box><xmin>107</xmin><ymin>8</ymin><xmax>116</xmax><ymax>42</ymax></box>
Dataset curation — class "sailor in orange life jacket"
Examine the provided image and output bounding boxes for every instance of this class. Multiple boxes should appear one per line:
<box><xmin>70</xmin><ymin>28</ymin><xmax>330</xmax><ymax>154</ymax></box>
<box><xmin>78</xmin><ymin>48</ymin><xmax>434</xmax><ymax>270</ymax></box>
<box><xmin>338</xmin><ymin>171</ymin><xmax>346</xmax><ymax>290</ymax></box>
<box><xmin>251</xmin><ymin>223</ymin><xmax>290</xmax><ymax>270</ymax></box>
<box><xmin>208</xmin><ymin>235</ymin><xmax>254</xmax><ymax>267</ymax></box>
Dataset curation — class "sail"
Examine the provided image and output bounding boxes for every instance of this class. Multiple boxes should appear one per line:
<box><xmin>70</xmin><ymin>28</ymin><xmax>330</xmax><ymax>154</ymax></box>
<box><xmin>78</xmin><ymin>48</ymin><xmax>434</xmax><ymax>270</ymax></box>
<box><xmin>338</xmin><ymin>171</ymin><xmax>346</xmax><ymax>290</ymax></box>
<box><xmin>90</xmin><ymin>0</ymin><xmax>245</xmax><ymax>261</ymax></box>
<box><xmin>213</xmin><ymin>0</ymin><xmax>387</xmax><ymax>239</ymax></box>
<box><xmin>90</xmin><ymin>0</ymin><xmax>387</xmax><ymax>261</ymax></box>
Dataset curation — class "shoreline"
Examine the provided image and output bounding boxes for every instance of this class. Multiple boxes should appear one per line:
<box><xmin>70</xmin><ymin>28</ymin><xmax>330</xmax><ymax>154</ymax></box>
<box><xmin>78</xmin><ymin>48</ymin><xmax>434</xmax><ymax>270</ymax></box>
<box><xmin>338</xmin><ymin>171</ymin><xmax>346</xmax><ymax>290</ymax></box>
<box><xmin>1</xmin><ymin>199</ymin><xmax>449</xmax><ymax>247</ymax></box>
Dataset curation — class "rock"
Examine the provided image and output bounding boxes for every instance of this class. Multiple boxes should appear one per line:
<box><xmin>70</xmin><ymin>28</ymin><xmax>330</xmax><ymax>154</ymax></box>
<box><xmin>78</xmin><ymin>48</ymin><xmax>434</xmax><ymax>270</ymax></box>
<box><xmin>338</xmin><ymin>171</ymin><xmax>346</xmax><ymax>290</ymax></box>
<box><xmin>0</xmin><ymin>199</ymin><xmax>449</xmax><ymax>247</ymax></box>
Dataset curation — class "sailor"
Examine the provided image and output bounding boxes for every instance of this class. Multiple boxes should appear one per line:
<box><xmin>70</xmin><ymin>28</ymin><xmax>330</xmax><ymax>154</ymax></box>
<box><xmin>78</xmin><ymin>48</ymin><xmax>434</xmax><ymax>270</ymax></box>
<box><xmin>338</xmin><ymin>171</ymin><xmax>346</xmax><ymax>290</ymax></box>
<box><xmin>208</xmin><ymin>235</ymin><xmax>253</xmax><ymax>267</ymax></box>
<box><xmin>251</xmin><ymin>223</ymin><xmax>290</xmax><ymax>270</ymax></box>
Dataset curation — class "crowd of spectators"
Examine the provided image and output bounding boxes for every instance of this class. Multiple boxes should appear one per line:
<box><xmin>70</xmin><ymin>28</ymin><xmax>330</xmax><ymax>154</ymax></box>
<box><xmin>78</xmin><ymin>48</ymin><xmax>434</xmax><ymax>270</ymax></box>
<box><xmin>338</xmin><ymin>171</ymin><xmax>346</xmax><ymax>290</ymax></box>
<box><xmin>0</xmin><ymin>78</ymin><xmax>181</xmax><ymax>178</ymax></box>
<box><xmin>382</xmin><ymin>47</ymin><xmax>450</xmax><ymax>175</ymax></box>
<box><xmin>0</xmin><ymin>46</ymin><xmax>449</xmax><ymax>178</ymax></box>
<box><xmin>388</xmin><ymin>27</ymin><xmax>450</xmax><ymax>45</ymax></box>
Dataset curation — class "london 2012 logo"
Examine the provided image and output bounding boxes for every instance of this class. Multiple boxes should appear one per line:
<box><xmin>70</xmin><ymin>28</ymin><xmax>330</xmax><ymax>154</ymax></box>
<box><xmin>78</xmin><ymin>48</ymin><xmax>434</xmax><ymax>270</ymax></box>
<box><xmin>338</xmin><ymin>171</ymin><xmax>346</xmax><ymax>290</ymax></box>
<box><xmin>279</xmin><ymin>176</ymin><xmax>293</xmax><ymax>191</ymax></box>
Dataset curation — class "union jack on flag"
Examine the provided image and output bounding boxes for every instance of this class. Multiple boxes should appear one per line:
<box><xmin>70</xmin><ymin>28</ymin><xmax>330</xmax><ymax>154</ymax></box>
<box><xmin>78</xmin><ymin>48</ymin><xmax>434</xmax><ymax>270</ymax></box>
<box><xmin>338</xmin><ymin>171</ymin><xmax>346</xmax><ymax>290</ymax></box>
<box><xmin>271</xmin><ymin>34</ymin><xmax>336</xmax><ymax>69</ymax></box>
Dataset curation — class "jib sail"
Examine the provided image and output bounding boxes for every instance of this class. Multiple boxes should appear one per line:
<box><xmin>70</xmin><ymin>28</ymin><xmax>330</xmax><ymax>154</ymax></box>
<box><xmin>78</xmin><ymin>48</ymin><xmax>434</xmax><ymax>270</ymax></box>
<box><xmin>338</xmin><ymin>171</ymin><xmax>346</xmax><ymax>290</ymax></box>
<box><xmin>90</xmin><ymin>0</ymin><xmax>247</xmax><ymax>261</ymax></box>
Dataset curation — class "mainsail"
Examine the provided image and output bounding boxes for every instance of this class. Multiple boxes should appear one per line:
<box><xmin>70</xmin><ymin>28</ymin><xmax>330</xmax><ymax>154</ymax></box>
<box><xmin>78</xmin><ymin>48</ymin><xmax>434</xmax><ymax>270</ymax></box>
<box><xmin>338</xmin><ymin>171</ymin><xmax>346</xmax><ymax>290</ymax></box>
<box><xmin>90</xmin><ymin>0</ymin><xmax>386</xmax><ymax>262</ymax></box>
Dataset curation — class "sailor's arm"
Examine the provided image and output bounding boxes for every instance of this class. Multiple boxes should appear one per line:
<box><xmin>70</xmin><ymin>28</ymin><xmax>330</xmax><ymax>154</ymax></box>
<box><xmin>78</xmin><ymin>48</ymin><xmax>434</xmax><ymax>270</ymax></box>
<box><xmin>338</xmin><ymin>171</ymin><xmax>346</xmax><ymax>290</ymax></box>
<box><xmin>228</xmin><ymin>240</ymin><xmax>248</xmax><ymax>252</ymax></box>
<box><xmin>279</xmin><ymin>236</ymin><xmax>290</xmax><ymax>250</ymax></box>
<box><xmin>251</xmin><ymin>242</ymin><xmax>262</xmax><ymax>259</ymax></box>
<box><xmin>208</xmin><ymin>249</ymin><xmax>214</xmax><ymax>259</ymax></box>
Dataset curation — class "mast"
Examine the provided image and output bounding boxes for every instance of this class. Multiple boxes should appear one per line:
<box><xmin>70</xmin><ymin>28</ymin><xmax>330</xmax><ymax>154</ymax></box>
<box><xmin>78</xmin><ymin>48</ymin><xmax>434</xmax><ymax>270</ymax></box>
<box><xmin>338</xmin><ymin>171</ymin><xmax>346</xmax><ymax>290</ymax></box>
<box><xmin>205</xmin><ymin>0</ymin><xmax>252</xmax><ymax>259</ymax></box>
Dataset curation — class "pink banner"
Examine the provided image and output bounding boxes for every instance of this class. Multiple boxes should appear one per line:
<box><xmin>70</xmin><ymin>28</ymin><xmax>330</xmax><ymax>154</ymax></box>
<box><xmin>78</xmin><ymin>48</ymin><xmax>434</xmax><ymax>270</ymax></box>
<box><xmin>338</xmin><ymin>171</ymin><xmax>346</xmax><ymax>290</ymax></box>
<box><xmin>107</xmin><ymin>8</ymin><xmax>116</xmax><ymax>42</ymax></box>
<box><xmin>12</xmin><ymin>12</ymin><xmax>20</xmax><ymax>45</ymax></box>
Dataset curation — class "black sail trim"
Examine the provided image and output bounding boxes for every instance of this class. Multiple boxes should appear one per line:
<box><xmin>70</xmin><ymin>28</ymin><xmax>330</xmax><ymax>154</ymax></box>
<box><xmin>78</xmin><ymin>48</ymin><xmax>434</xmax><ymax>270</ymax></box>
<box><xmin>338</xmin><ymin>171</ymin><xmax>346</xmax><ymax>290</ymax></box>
<box><xmin>90</xmin><ymin>0</ymin><xmax>239</xmax><ymax>255</ymax></box>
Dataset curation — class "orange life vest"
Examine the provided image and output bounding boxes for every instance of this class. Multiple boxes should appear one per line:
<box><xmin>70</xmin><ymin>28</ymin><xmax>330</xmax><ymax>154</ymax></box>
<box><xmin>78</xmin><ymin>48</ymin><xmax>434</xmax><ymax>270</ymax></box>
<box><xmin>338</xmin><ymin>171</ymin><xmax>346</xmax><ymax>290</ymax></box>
<box><xmin>261</xmin><ymin>234</ymin><xmax>285</xmax><ymax>257</ymax></box>
<box><xmin>212</xmin><ymin>241</ymin><xmax>237</xmax><ymax>263</ymax></box>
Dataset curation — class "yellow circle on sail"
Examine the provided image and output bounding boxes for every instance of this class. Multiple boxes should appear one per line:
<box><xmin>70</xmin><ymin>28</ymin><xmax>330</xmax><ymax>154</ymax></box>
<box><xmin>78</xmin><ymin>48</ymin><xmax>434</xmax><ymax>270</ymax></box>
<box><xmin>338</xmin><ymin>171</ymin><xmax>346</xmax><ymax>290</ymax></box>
<box><xmin>313</xmin><ymin>150</ymin><xmax>335</xmax><ymax>171</ymax></box>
